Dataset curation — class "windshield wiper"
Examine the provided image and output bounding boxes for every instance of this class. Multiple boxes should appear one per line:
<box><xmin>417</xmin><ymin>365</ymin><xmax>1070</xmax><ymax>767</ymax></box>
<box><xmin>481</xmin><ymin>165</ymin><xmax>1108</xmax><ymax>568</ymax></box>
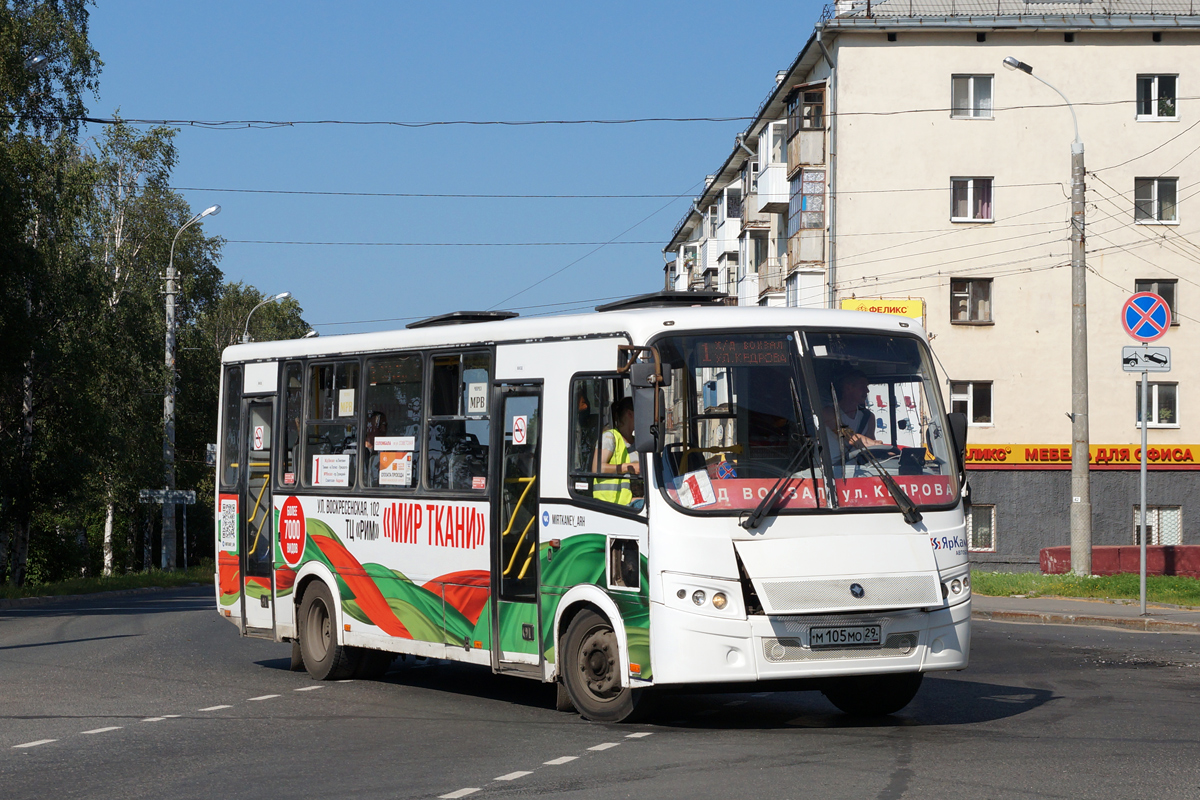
<box><xmin>832</xmin><ymin>423</ymin><xmax>923</xmax><ymax>525</ymax></box>
<box><xmin>740</xmin><ymin>380</ymin><xmax>817</xmax><ymax>530</ymax></box>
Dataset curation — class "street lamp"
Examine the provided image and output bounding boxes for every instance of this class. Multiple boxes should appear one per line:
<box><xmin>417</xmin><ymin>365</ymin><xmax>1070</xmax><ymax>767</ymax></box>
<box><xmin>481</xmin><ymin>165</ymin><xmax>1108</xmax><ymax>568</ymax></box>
<box><xmin>1004</xmin><ymin>56</ymin><xmax>1091</xmax><ymax>576</ymax></box>
<box><xmin>162</xmin><ymin>203</ymin><xmax>221</xmax><ymax>570</ymax></box>
<box><xmin>242</xmin><ymin>291</ymin><xmax>292</xmax><ymax>344</ymax></box>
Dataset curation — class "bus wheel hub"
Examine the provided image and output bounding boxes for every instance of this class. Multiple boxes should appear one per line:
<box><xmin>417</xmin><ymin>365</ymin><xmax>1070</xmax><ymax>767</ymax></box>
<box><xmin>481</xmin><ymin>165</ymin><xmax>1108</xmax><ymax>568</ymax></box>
<box><xmin>579</xmin><ymin>629</ymin><xmax>618</xmax><ymax>698</ymax></box>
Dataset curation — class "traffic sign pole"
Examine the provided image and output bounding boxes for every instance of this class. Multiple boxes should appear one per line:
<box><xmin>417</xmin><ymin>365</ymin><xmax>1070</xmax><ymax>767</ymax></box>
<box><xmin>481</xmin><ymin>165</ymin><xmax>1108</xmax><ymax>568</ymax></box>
<box><xmin>1140</xmin><ymin>369</ymin><xmax>1148</xmax><ymax>616</ymax></box>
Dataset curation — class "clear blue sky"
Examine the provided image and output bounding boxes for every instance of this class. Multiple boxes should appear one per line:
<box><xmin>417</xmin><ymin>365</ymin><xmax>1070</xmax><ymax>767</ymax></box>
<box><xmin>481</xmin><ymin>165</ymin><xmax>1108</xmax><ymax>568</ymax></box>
<box><xmin>85</xmin><ymin>2</ymin><xmax>824</xmax><ymax>334</ymax></box>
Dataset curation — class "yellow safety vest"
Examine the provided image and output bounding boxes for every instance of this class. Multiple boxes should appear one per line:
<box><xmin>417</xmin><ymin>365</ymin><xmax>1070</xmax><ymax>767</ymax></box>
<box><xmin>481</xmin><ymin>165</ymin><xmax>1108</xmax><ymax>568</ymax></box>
<box><xmin>594</xmin><ymin>429</ymin><xmax>632</xmax><ymax>505</ymax></box>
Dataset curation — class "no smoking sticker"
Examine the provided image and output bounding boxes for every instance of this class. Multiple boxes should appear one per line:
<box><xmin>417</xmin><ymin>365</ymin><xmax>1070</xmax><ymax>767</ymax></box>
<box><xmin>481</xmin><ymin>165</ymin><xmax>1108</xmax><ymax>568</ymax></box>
<box><xmin>513</xmin><ymin>415</ymin><xmax>528</xmax><ymax>446</ymax></box>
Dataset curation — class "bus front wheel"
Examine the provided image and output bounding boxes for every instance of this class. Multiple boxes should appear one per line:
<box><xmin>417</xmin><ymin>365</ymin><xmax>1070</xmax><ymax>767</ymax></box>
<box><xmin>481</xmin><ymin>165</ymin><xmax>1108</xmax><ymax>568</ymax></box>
<box><xmin>821</xmin><ymin>672</ymin><xmax>924</xmax><ymax>716</ymax></box>
<box><xmin>562</xmin><ymin>610</ymin><xmax>641</xmax><ymax>723</ymax></box>
<box><xmin>299</xmin><ymin>582</ymin><xmax>361</xmax><ymax>680</ymax></box>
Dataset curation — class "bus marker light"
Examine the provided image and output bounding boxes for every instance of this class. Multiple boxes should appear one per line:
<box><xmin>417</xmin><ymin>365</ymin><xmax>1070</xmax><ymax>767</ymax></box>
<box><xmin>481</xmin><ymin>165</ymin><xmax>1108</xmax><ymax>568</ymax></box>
<box><xmin>712</xmin><ymin>592</ymin><xmax>728</xmax><ymax>610</ymax></box>
<box><xmin>692</xmin><ymin>590</ymin><xmax>706</xmax><ymax>606</ymax></box>
<box><xmin>629</xmin><ymin>663</ymin><xmax>641</xmax><ymax>675</ymax></box>
<box><xmin>474</xmin><ymin>641</ymin><xmax>483</xmax><ymax>649</ymax></box>
<box><xmin>344</xmin><ymin>624</ymin><xmax>351</xmax><ymax>632</ymax></box>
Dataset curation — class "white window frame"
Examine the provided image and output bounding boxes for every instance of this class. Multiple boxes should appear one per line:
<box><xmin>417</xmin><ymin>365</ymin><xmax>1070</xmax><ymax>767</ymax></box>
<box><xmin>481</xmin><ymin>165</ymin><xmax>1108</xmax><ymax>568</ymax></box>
<box><xmin>950</xmin><ymin>177</ymin><xmax>994</xmax><ymax>222</ymax></box>
<box><xmin>968</xmin><ymin>503</ymin><xmax>997</xmax><ymax>552</ymax></box>
<box><xmin>950</xmin><ymin>277</ymin><xmax>993</xmax><ymax>324</ymax></box>
<box><xmin>1135</xmin><ymin>381</ymin><xmax>1179</xmax><ymax>429</ymax></box>
<box><xmin>1134</xmin><ymin>177</ymin><xmax>1178</xmax><ymax>224</ymax></box>
<box><xmin>1136</xmin><ymin>74</ymin><xmax>1178</xmax><ymax>121</ymax></box>
<box><xmin>950</xmin><ymin>380</ymin><xmax>993</xmax><ymax>426</ymax></box>
<box><xmin>1133</xmin><ymin>506</ymin><xmax>1182</xmax><ymax>546</ymax></box>
<box><xmin>951</xmin><ymin>74</ymin><xmax>993</xmax><ymax>119</ymax></box>
<box><xmin>770</xmin><ymin>121</ymin><xmax>787</xmax><ymax>166</ymax></box>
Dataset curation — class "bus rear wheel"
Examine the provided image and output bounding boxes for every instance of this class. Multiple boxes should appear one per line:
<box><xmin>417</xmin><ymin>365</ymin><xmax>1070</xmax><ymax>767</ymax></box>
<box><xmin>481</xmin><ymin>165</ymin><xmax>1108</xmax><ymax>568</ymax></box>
<box><xmin>562</xmin><ymin>610</ymin><xmax>640</xmax><ymax>722</ymax></box>
<box><xmin>299</xmin><ymin>582</ymin><xmax>360</xmax><ymax>680</ymax></box>
<box><xmin>821</xmin><ymin>672</ymin><xmax>924</xmax><ymax>716</ymax></box>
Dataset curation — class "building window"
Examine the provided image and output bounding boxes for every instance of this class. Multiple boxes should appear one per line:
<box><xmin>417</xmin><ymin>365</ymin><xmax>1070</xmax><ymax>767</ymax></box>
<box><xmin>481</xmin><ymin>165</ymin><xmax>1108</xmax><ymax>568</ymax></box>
<box><xmin>770</xmin><ymin>121</ymin><xmax>786</xmax><ymax>166</ymax></box>
<box><xmin>1135</xmin><ymin>278</ymin><xmax>1178</xmax><ymax>325</ymax></box>
<box><xmin>968</xmin><ymin>504</ymin><xmax>996</xmax><ymax>551</ymax></box>
<box><xmin>787</xmin><ymin>86</ymin><xmax>825</xmax><ymax>138</ymax></box>
<box><xmin>1137</xmin><ymin>74</ymin><xmax>1177</xmax><ymax>119</ymax></box>
<box><xmin>951</xmin><ymin>75</ymin><xmax>993</xmax><ymax>118</ymax></box>
<box><xmin>1135</xmin><ymin>381</ymin><xmax>1178</xmax><ymax>428</ymax></box>
<box><xmin>1134</xmin><ymin>177</ymin><xmax>1178</xmax><ymax>222</ymax></box>
<box><xmin>786</xmin><ymin>273</ymin><xmax>798</xmax><ymax>307</ymax></box>
<box><xmin>950</xmin><ymin>381</ymin><xmax>993</xmax><ymax>425</ymax></box>
<box><xmin>726</xmin><ymin>187</ymin><xmax>743</xmax><ymax>220</ymax></box>
<box><xmin>1134</xmin><ymin>506</ymin><xmax>1182</xmax><ymax>545</ymax></box>
<box><xmin>787</xmin><ymin>169</ymin><xmax>825</xmax><ymax>237</ymax></box>
<box><xmin>951</xmin><ymin>177</ymin><xmax>993</xmax><ymax>221</ymax></box>
<box><xmin>708</xmin><ymin>204</ymin><xmax>719</xmax><ymax>237</ymax></box>
<box><xmin>950</xmin><ymin>278</ymin><xmax>992</xmax><ymax>323</ymax></box>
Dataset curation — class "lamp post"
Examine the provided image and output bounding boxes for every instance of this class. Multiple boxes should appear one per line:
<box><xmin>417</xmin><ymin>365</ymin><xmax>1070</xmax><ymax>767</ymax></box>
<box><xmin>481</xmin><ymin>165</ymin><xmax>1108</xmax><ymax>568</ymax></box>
<box><xmin>242</xmin><ymin>291</ymin><xmax>292</xmax><ymax>344</ymax></box>
<box><xmin>1004</xmin><ymin>56</ymin><xmax>1091</xmax><ymax>576</ymax></box>
<box><xmin>163</xmin><ymin>203</ymin><xmax>220</xmax><ymax>570</ymax></box>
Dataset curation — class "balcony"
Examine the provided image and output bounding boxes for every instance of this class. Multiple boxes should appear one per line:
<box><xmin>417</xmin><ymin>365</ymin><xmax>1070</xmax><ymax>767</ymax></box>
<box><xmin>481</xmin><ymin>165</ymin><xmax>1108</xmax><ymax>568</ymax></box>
<box><xmin>757</xmin><ymin>257</ymin><xmax>788</xmax><ymax>297</ymax></box>
<box><xmin>756</xmin><ymin>164</ymin><xmax>788</xmax><ymax>214</ymax></box>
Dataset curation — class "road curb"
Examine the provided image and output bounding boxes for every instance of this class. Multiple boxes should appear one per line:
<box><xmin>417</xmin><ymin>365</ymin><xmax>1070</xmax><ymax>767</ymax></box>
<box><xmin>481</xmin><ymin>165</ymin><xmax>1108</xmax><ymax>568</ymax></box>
<box><xmin>0</xmin><ymin>585</ymin><xmax>186</xmax><ymax>610</ymax></box>
<box><xmin>972</xmin><ymin>608</ymin><xmax>1200</xmax><ymax>634</ymax></box>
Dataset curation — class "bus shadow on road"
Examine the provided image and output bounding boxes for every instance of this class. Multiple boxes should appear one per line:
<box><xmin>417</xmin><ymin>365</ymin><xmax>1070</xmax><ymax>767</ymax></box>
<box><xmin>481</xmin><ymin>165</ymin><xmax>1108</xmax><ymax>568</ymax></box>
<box><xmin>650</xmin><ymin>677</ymin><xmax>1056</xmax><ymax>730</ymax></box>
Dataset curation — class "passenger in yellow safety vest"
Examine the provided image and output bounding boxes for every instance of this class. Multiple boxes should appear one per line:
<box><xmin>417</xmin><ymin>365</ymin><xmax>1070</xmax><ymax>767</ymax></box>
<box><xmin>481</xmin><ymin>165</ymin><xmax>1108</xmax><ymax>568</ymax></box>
<box><xmin>593</xmin><ymin>397</ymin><xmax>639</xmax><ymax>505</ymax></box>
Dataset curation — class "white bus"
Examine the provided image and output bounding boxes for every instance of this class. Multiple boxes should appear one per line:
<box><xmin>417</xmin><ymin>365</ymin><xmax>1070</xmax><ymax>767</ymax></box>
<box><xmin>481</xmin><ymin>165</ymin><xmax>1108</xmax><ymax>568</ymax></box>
<box><xmin>215</xmin><ymin>292</ymin><xmax>971</xmax><ymax>721</ymax></box>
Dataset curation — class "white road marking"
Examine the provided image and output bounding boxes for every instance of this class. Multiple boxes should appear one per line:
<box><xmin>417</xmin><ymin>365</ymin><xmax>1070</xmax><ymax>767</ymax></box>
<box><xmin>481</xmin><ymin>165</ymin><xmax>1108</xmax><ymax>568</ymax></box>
<box><xmin>199</xmin><ymin>705</ymin><xmax>232</xmax><ymax>711</ymax></box>
<box><xmin>335</xmin><ymin>679</ymin><xmax>355</xmax><ymax>683</ymax></box>
<box><xmin>588</xmin><ymin>742</ymin><xmax>621</xmax><ymax>751</ymax></box>
<box><xmin>163</xmin><ymin>715</ymin><xmax>181</xmax><ymax>718</ymax></box>
<box><xmin>438</xmin><ymin>789</ymin><xmax>479</xmax><ymax>799</ymax></box>
<box><xmin>294</xmin><ymin>686</ymin><xmax>322</xmax><ymax>692</ymax></box>
<box><xmin>495</xmin><ymin>771</ymin><xmax>532</xmax><ymax>781</ymax></box>
<box><xmin>81</xmin><ymin>727</ymin><xmax>122</xmax><ymax>735</ymax></box>
<box><xmin>13</xmin><ymin>739</ymin><xmax>56</xmax><ymax>748</ymax></box>
<box><xmin>142</xmin><ymin>717</ymin><xmax>167</xmax><ymax>723</ymax></box>
<box><xmin>544</xmin><ymin>756</ymin><xmax>578</xmax><ymax>765</ymax></box>
<box><xmin>625</xmin><ymin>732</ymin><xmax>653</xmax><ymax>738</ymax></box>
<box><xmin>725</xmin><ymin>700</ymin><xmax>748</xmax><ymax>706</ymax></box>
<box><xmin>248</xmin><ymin>694</ymin><xmax>280</xmax><ymax>701</ymax></box>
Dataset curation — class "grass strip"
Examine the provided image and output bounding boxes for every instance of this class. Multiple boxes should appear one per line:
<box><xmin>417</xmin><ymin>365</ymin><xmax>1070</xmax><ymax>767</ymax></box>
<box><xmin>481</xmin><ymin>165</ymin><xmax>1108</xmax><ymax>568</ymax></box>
<box><xmin>1</xmin><ymin>560</ymin><xmax>214</xmax><ymax>600</ymax></box>
<box><xmin>972</xmin><ymin>570</ymin><xmax>1200</xmax><ymax>607</ymax></box>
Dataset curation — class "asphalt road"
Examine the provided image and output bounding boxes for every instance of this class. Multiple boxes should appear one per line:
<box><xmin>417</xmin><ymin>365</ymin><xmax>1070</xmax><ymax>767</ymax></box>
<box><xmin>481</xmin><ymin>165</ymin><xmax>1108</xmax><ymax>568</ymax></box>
<box><xmin>3</xmin><ymin>587</ymin><xmax>1199</xmax><ymax>800</ymax></box>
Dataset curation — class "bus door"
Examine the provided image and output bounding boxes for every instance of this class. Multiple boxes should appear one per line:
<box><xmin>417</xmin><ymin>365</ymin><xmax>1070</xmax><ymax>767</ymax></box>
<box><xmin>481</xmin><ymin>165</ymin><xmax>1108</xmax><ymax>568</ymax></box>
<box><xmin>241</xmin><ymin>399</ymin><xmax>275</xmax><ymax>635</ymax></box>
<box><xmin>491</xmin><ymin>384</ymin><xmax>543</xmax><ymax>670</ymax></box>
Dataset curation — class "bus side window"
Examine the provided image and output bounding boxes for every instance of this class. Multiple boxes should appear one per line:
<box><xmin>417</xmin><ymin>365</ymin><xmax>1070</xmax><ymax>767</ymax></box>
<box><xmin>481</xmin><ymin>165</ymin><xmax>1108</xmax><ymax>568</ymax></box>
<box><xmin>426</xmin><ymin>352</ymin><xmax>490</xmax><ymax>491</ymax></box>
<box><xmin>304</xmin><ymin>360</ymin><xmax>360</xmax><ymax>488</ymax></box>
<box><xmin>568</xmin><ymin>376</ymin><xmax>641</xmax><ymax>508</ymax></box>
<box><xmin>220</xmin><ymin>366</ymin><xmax>242</xmax><ymax>488</ymax></box>
<box><xmin>281</xmin><ymin>362</ymin><xmax>302</xmax><ymax>486</ymax></box>
<box><xmin>363</xmin><ymin>354</ymin><xmax>422</xmax><ymax>489</ymax></box>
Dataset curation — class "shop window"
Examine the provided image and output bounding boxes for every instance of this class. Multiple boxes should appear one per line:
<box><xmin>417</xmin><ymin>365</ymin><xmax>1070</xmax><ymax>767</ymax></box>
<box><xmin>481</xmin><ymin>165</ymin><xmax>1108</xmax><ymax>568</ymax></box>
<box><xmin>427</xmin><ymin>352</ymin><xmax>490</xmax><ymax>491</ymax></box>
<box><xmin>1135</xmin><ymin>381</ymin><xmax>1178</xmax><ymax>428</ymax></box>
<box><xmin>305</xmin><ymin>360</ymin><xmax>359</xmax><ymax>488</ymax></box>
<box><xmin>951</xmin><ymin>75</ymin><xmax>993</xmax><ymax>118</ymax></box>
<box><xmin>1135</xmin><ymin>278</ymin><xmax>1178</xmax><ymax>325</ymax></box>
<box><xmin>1134</xmin><ymin>506</ymin><xmax>1182</xmax><ymax>545</ymax></box>
<box><xmin>363</xmin><ymin>355</ymin><xmax>423</xmax><ymax>489</ymax></box>
<box><xmin>951</xmin><ymin>381</ymin><xmax>993</xmax><ymax>425</ymax></box>
<box><xmin>1136</xmin><ymin>74</ymin><xmax>1177</xmax><ymax>119</ymax></box>
<box><xmin>951</xmin><ymin>278</ymin><xmax>992</xmax><ymax>323</ymax></box>
<box><xmin>969</xmin><ymin>504</ymin><xmax>996</xmax><ymax>551</ymax></box>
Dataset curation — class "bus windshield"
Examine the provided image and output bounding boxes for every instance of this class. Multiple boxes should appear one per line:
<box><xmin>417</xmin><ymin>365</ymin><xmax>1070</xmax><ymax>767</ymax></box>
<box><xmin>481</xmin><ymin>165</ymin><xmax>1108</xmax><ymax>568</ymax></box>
<box><xmin>657</xmin><ymin>330</ymin><xmax>958</xmax><ymax>515</ymax></box>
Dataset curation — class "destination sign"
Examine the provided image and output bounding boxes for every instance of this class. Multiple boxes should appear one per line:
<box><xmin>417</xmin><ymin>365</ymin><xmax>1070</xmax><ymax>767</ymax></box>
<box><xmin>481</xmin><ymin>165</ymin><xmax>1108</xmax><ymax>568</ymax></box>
<box><xmin>695</xmin><ymin>338</ymin><xmax>791</xmax><ymax>367</ymax></box>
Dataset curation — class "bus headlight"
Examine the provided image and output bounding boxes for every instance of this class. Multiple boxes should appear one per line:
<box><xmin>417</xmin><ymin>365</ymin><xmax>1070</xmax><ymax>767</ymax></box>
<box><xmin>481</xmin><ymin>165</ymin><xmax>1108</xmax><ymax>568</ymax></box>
<box><xmin>712</xmin><ymin>592</ymin><xmax>728</xmax><ymax>610</ymax></box>
<box><xmin>692</xmin><ymin>590</ymin><xmax>706</xmax><ymax>606</ymax></box>
<box><xmin>950</xmin><ymin>578</ymin><xmax>962</xmax><ymax>594</ymax></box>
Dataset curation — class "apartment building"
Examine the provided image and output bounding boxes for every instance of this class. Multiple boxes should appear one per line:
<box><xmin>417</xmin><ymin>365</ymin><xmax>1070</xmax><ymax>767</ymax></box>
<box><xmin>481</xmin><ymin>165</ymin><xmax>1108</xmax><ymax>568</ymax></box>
<box><xmin>663</xmin><ymin>0</ymin><xmax>1200</xmax><ymax>570</ymax></box>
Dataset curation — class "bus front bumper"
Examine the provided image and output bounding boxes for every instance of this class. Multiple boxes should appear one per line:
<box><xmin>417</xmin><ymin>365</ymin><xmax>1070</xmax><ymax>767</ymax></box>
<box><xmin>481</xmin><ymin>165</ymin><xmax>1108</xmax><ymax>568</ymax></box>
<box><xmin>647</xmin><ymin>598</ymin><xmax>971</xmax><ymax>685</ymax></box>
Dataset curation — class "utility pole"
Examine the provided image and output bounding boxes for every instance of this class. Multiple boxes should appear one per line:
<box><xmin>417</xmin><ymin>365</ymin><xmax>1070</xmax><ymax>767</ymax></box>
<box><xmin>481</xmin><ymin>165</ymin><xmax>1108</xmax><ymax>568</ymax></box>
<box><xmin>1004</xmin><ymin>56</ymin><xmax>1091</xmax><ymax>576</ymax></box>
<box><xmin>163</xmin><ymin>205</ymin><xmax>220</xmax><ymax>569</ymax></box>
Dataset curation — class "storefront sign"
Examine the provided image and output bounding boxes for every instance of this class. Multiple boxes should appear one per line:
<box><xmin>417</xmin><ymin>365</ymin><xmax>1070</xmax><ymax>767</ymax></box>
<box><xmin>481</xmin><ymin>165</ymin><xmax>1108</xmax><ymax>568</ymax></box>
<box><xmin>965</xmin><ymin>444</ymin><xmax>1200</xmax><ymax>470</ymax></box>
<box><xmin>840</xmin><ymin>298</ymin><xmax>925</xmax><ymax>322</ymax></box>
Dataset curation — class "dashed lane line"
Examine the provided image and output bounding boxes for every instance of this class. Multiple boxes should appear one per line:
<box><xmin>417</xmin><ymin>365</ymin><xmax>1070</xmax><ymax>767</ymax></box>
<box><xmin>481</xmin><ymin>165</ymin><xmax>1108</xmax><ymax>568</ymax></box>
<box><xmin>294</xmin><ymin>686</ymin><xmax>322</xmax><ymax>692</ymax></box>
<box><xmin>248</xmin><ymin>694</ymin><xmax>281</xmax><ymax>701</ymax></box>
<box><xmin>626</xmin><ymin>732</ymin><xmax>653</xmax><ymax>738</ymax></box>
<box><xmin>438</xmin><ymin>789</ymin><xmax>480</xmax><ymax>799</ymax></box>
<box><xmin>543</xmin><ymin>756</ymin><xmax>578</xmax><ymax>765</ymax></box>
<box><xmin>588</xmin><ymin>742</ymin><xmax>621</xmax><ymax>751</ymax></box>
<box><xmin>141</xmin><ymin>717</ymin><xmax>167</xmax><ymax>722</ymax></box>
<box><xmin>494</xmin><ymin>771</ymin><xmax>532</xmax><ymax>781</ymax></box>
<box><xmin>12</xmin><ymin>740</ymin><xmax>56</xmax><ymax>749</ymax></box>
<box><xmin>198</xmin><ymin>705</ymin><xmax>232</xmax><ymax>711</ymax></box>
<box><xmin>81</xmin><ymin>727</ymin><xmax>122</xmax><ymax>735</ymax></box>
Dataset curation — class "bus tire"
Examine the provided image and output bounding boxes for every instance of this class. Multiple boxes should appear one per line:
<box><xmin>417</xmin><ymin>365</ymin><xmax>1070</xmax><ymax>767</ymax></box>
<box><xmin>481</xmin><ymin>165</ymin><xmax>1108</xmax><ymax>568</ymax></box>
<box><xmin>562</xmin><ymin>610</ymin><xmax>641</xmax><ymax>722</ymax></box>
<box><xmin>299</xmin><ymin>582</ymin><xmax>360</xmax><ymax>681</ymax></box>
<box><xmin>289</xmin><ymin>638</ymin><xmax>304</xmax><ymax>671</ymax></box>
<box><xmin>351</xmin><ymin>648</ymin><xmax>395</xmax><ymax>680</ymax></box>
<box><xmin>821</xmin><ymin>672</ymin><xmax>924</xmax><ymax>717</ymax></box>
<box><xmin>555</xmin><ymin>680</ymin><xmax>576</xmax><ymax>713</ymax></box>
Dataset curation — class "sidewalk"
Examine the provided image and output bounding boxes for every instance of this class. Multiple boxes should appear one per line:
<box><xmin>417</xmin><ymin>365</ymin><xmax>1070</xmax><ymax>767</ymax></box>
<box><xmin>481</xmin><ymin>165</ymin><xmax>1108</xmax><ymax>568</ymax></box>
<box><xmin>972</xmin><ymin>593</ymin><xmax>1200</xmax><ymax>634</ymax></box>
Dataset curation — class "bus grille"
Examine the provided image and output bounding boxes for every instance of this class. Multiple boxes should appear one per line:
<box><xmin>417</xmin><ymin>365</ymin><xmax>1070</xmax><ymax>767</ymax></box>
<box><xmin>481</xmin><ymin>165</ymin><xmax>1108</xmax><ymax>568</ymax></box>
<box><xmin>762</xmin><ymin>633</ymin><xmax>919</xmax><ymax>663</ymax></box>
<box><xmin>759</xmin><ymin>575</ymin><xmax>939</xmax><ymax>613</ymax></box>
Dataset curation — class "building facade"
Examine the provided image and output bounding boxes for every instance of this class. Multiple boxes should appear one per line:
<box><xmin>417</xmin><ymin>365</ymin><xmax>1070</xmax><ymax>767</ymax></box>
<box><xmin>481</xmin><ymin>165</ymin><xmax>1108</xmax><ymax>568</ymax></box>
<box><xmin>663</xmin><ymin>0</ymin><xmax>1200</xmax><ymax>570</ymax></box>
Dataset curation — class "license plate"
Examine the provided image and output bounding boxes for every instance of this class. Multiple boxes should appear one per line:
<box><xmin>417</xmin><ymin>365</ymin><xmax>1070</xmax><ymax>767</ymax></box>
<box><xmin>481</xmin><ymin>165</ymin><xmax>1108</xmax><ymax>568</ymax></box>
<box><xmin>809</xmin><ymin>625</ymin><xmax>882</xmax><ymax>648</ymax></box>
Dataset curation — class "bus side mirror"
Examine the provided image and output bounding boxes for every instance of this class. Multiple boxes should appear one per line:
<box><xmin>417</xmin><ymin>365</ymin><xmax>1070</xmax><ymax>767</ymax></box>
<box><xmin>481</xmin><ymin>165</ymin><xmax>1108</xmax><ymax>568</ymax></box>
<box><xmin>630</xmin><ymin>362</ymin><xmax>664</xmax><ymax>453</ymax></box>
<box><xmin>947</xmin><ymin>412</ymin><xmax>968</xmax><ymax>466</ymax></box>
